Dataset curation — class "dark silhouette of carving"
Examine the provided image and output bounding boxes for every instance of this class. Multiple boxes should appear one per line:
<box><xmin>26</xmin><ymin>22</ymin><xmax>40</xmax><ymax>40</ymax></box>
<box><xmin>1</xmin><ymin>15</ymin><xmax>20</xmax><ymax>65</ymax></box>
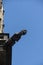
<box><xmin>4</xmin><ymin>30</ymin><xmax>27</xmax><ymax>46</ymax></box>
<box><xmin>0</xmin><ymin>30</ymin><xmax>27</xmax><ymax>65</ymax></box>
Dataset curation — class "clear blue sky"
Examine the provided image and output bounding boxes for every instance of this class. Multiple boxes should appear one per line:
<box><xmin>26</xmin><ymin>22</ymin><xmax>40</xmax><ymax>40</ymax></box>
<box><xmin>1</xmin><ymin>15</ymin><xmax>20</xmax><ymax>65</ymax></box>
<box><xmin>3</xmin><ymin>0</ymin><xmax>43</xmax><ymax>65</ymax></box>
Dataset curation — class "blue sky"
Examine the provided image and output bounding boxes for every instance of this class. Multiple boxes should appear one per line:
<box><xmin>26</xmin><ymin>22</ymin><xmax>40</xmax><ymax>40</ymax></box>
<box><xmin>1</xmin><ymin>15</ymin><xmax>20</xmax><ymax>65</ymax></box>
<box><xmin>3</xmin><ymin>0</ymin><xmax>43</xmax><ymax>65</ymax></box>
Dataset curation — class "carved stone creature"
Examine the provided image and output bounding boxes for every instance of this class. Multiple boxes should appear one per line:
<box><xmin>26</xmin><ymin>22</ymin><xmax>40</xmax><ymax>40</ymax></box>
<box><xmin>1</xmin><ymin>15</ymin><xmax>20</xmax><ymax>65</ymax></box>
<box><xmin>0</xmin><ymin>30</ymin><xmax>27</xmax><ymax>65</ymax></box>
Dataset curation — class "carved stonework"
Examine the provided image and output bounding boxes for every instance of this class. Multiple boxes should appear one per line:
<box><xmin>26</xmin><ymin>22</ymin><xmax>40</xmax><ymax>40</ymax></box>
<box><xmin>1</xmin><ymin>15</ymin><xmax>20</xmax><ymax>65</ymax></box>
<box><xmin>0</xmin><ymin>0</ymin><xmax>27</xmax><ymax>65</ymax></box>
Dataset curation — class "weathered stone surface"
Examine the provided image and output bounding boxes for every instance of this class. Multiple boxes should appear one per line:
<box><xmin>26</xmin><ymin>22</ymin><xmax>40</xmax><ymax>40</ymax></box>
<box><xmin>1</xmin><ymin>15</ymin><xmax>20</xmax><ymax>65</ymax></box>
<box><xmin>0</xmin><ymin>50</ymin><xmax>6</xmax><ymax>65</ymax></box>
